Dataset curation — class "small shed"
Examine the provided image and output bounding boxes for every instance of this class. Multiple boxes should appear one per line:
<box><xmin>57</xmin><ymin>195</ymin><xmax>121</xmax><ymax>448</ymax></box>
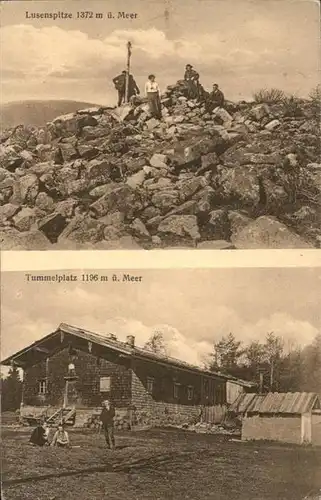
<box><xmin>229</xmin><ymin>392</ymin><xmax>321</xmax><ymax>445</ymax></box>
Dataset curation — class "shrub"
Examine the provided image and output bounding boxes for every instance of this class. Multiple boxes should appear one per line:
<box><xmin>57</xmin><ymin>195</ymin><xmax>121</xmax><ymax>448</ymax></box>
<box><xmin>253</xmin><ymin>88</ymin><xmax>286</xmax><ymax>104</ymax></box>
<box><xmin>282</xmin><ymin>95</ymin><xmax>304</xmax><ymax>117</ymax></box>
<box><xmin>309</xmin><ymin>85</ymin><xmax>321</xmax><ymax>120</ymax></box>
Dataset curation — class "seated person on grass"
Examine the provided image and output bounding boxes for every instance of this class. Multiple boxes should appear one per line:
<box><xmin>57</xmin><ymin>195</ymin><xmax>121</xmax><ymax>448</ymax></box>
<box><xmin>51</xmin><ymin>423</ymin><xmax>70</xmax><ymax>448</ymax></box>
<box><xmin>29</xmin><ymin>420</ymin><xmax>50</xmax><ymax>446</ymax></box>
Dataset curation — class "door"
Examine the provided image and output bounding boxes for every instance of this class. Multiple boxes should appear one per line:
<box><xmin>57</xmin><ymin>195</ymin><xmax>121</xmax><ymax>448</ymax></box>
<box><xmin>63</xmin><ymin>379</ymin><xmax>81</xmax><ymax>407</ymax></box>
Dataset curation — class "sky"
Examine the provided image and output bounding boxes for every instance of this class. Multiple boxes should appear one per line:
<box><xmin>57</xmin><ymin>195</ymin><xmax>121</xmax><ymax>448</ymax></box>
<box><xmin>1</xmin><ymin>268</ymin><xmax>320</xmax><ymax>374</ymax></box>
<box><xmin>0</xmin><ymin>0</ymin><xmax>320</xmax><ymax>104</ymax></box>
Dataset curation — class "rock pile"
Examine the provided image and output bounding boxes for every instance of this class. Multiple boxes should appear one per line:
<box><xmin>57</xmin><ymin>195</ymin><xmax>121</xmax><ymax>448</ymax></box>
<box><xmin>1</xmin><ymin>82</ymin><xmax>320</xmax><ymax>249</ymax></box>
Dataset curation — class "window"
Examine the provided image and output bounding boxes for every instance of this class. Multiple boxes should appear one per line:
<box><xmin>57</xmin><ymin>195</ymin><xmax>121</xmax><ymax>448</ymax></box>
<box><xmin>173</xmin><ymin>382</ymin><xmax>180</xmax><ymax>399</ymax></box>
<box><xmin>187</xmin><ymin>385</ymin><xmax>194</xmax><ymax>401</ymax></box>
<box><xmin>147</xmin><ymin>377</ymin><xmax>154</xmax><ymax>394</ymax></box>
<box><xmin>100</xmin><ymin>376</ymin><xmax>111</xmax><ymax>392</ymax></box>
<box><xmin>38</xmin><ymin>380</ymin><xmax>47</xmax><ymax>394</ymax></box>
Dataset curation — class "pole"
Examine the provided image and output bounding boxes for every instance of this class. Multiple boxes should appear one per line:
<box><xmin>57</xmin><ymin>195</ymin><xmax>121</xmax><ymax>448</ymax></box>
<box><xmin>125</xmin><ymin>41</ymin><xmax>132</xmax><ymax>103</ymax></box>
<box><xmin>259</xmin><ymin>372</ymin><xmax>264</xmax><ymax>394</ymax></box>
<box><xmin>270</xmin><ymin>359</ymin><xmax>274</xmax><ymax>391</ymax></box>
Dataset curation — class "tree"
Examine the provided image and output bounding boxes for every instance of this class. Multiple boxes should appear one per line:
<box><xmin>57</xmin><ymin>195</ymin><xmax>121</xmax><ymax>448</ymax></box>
<box><xmin>144</xmin><ymin>330</ymin><xmax>167</xmax><ymax>355</ymax></box>
<box><xmin>278</xmin><ymin>347</ymin><xmax>302</xmax><ymax>392</ymax></box>
<box><xmin>263</xmin><ymin>332</ymin><xmax>284</xmax><ymax>391</ymax></box>
<box><xmin>242</xmin><ymin>340</ymin><xmax>266</xmax><ymax>387</ymax></box>
<box><xmin>300</xmin><ymin>333</ymin><xmax>321</xmax><ymax>395</ymax></box>
<box><xmin>1</xmin><ymin>366</ymin><xmax>22</xmax><ymax>411</ymax></box>
<box><xmin>208</xmin><ymin>333</ymin><xmax>243</xmax><ymax>375</ymax></box>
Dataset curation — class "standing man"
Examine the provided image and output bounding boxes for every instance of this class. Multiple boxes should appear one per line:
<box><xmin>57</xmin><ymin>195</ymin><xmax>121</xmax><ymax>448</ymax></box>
<box><xmin>100</xmin><ymin>399</ymin><xmax>116</xmax><ymax>450</ymax></box>
<box><xmin>184</xmin><ymin>64</ymin><xmax>200</xmax><ymax>99</ymax></box>
<box><xmin>128</xmin><ymin>74</ymin><xmax>140</xmax><ymax>101</ymax></box>
<box><xmin>113</xmin><ymin>71</ymin><xmax>127</xmax><ymax>107</ymax></box>
<box><xmin>113</xmin><ymin>71</ymin><xmax>140</xmax><ymax>107</ymax></box>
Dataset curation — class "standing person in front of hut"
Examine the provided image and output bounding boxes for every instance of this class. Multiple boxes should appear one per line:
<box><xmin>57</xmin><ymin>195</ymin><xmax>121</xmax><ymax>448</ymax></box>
<box><xmin>100</xmin><ymin>399</ymin><xmax>116</xmax><ymax>450</ymax></box>
<box><xmin>145</xmin><ymin>74</ymin><xmax>162</xmax><ymax>119</ymax></box>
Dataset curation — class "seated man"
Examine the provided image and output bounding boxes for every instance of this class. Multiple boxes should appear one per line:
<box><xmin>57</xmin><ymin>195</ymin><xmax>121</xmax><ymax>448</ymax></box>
<box><xmin>51</xmin><ymin>423</ymin><xmax>70</xmax><ymax>448</ymax></box>
<box><xmin>29</xmin><ymin>420</ymin><xmax>49</xmax><ymax>446</ymax></box>
<box><xmin>206</xmin><ymin>83</ymin><xmax>225</xmax><ymax>111</ymax></box>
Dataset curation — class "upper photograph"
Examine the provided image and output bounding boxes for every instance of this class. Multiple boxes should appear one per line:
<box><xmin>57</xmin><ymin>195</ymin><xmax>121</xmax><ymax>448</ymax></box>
<box><xmin>0</xmin><ymin>0</ymin><xmax>320</xmax><ymax>250</ymax></box>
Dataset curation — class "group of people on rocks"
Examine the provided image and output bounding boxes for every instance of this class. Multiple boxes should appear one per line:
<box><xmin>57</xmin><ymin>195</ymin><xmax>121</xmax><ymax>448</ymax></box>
<box><xmin>28</xmin><ymin>399</ymin><xmax>116</xmax><ymax>451</ymax></box>
<box><xmin>112</xmin><ymin>64</ymin><xmax>225</xmax><ymax>120</ymax></box>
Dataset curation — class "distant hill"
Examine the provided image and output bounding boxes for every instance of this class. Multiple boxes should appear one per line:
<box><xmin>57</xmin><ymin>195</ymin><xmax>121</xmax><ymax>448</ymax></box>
<box><xmin>0</xmin><ymin>100</ymin><xmax>101</xmax><ymax>130</ymax></box>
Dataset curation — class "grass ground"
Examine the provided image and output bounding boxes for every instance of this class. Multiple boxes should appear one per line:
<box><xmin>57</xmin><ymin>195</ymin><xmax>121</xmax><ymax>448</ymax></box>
<box><xmin>2</xmin><ymin>427</ymin><xmax>321</xmax><ymax>500</ymax></box>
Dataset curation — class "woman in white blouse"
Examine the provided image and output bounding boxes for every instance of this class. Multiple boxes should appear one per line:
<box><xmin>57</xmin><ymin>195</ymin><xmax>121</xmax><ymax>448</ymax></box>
<box><xmin>145</xmin><ymin>74</ymin><xmax>162</xmax><ymax>119</ymax></box>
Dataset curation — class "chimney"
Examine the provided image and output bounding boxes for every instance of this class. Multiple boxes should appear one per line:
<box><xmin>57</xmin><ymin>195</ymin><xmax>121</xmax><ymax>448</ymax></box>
<box><xmin>109</xmin><ymin>334</ymin><xmax>117</xmax><ymax>341</ymax></box>
<box><xmin>126</xmin><ymin>335</ymin><xmax>135</xmax><ymax>347</ymax></box>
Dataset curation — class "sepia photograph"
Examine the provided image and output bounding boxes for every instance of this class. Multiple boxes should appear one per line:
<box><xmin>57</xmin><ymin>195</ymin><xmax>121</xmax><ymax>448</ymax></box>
<box><xmin>0</xmin><ymin>0</ymin><xmax>320</xmax><ymax>250</ymax></box>
<box><xmin>1</xmin><ymin>267</ymin><xmax>321</xmax><ymax>499</ymax></box>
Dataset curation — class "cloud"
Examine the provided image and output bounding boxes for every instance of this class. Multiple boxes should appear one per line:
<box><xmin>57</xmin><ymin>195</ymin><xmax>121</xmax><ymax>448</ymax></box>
<box><xmin>1</xmin><ymin>21</ymin><xmax>318</xmax><ymax>102</ymax></box>
<box><xmin>1</xmin><ymin>270</ymin><xmax>319</xmax><ymax>377</ymax></box>
<box><xmin>0</xmin><ymin>25</ymin><xmax>244</xmax><ymax>81</ymax></box>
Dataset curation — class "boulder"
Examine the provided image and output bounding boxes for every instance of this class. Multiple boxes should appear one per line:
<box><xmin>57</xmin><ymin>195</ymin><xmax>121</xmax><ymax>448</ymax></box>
<box><xmin>232</xmin><ymin>216</ymin><xmax>313</xmax><ymax>248</ymax></box>
<box><xmin>13</xmin><ymin>207</ymin><xmax>37</xmax><ymax>232</ymax></box>
<box><xmin>0</xmin><ymin>146</ymin><xmax>24</xmax><ymax>171</ymax></box>
<box><xmin>149</xmin><ymin>153</ymin><xmax>169</xmax><ymax>169</ymax></box>
<box><xmin>108</xmin><ymin>105</ymin><xmax>133</xmax><ymax>123</ymax></box>
<box><xmin>59</xmin><ymin>143</ymin><xmax>79</xmax><ymax>162</ymax></box>
<box><xmin>177</xmin><ymin>176</ymin><xmax>207</xmax><ymax>202</ymax></box>
<box><xmin>55</xmin><ymin>199</ymin><xmax>78</xmax><ymax>218</ymax></box>
<box><xmin>158</xmin><ymin>215</ymin><xmax>200</xmax><ymax>242</ymax></box>
<box><xmin>38</xmin><ymin>213</ymin><xmax>67</xmax><ymax>243</ymax></box>
<box><xmin>84</xmin><ymin>158</ymin><xmax>112</xmax><ymax>183</ymax></box>
<box><xmin>58</xmin><ymin>215</ymin><xmax>105</xmax><ymax>244</ymax></box>
<box><xmin>90</xmin><ymin>183</ymin><xmax>143</xmax><ymax>218</ymax></box>
<box><xmin>11</xmin><ymin>174</ymin><xmax>39</xmax><ymax>205</ymax></box>
<box><xmin>200</xmin><ymin>152</ymin><xmax>219</xmax><ymax>172</ymax></box>
<box><xmin>98</xmin><ymin>235</ymin><xmax>143</xmax><ymax>250</ymax></box>
<box><xmin>228</xmin><ymin>211</ymin><xmax>253</xmax><ymax>237</ymax></box>
<box><xmin>77</xmin><ymin>144</ymin><xmax>100</xmax><ymax>160</ymax></box>
<box><xmin>81</xmin><ymin>126</ymin><xmax>109</xmax><ymax>141</ymax></box>
<box><xmin>0</xmin><ymin>203</ymin><xmax>19</xmax><ymax>223</ymax></box>
<box><xmin>66</xmin><ymin>179</ymin><xmax>89</xmax><ymax>196</ymax></box>
<box><xmin>197</xmin><ymin>240</ymin><xmax>235</xmax><ymax>249</ymax></box>
<box><xmin>145</xmin><ymin>118</ymin><xmax>160</xmax><ymax>130</ymax></box>
<box><xmin>35</xmin><ymin>192</ymin><xmax>55</xmax><ymax>212</ymax></box>
<box><xmin>167</xmin><ymin>200</ymin><xmax>198</xmax><ymax>217</ymax></box>
<box><xmin>206</xmin><ymin>209</ymin><xmax>231</xmax><ymax>240</ymax></box>
<box><xmin>250</xmin><ymin>104</ymin><xmax>270</xmax><ymax>121</ymax></box>
<box><xmin>126</xmin><ymin>170</ymin><xmax>146</xmax><ymax>189</ymax></box>
<box><xmin>265</xmin><ymin>119</ymin><xmax>281</xmax><ymax>131</ymax></box>
<box><xmin>218</xmin><ymin>166</ymin><xmax>260</xmax><ymax>205</ymax></box>
<box><xmin>151</xmin><ymin>190</ymin><xmax>179</xmax><ymax>213</ymax></box>
<box><xmin>146</xmin><ymin>178</ymin><xmax>173</xmax><ymax>192</ymax></box>
<box><xmin>0</xmin><ymin>228</ymin><xmax>51</xmax><ymax>250</ymax></box>
<box><xmin>130</xmin><ymin>218</ymin><xmax>150</xmax><ymax>239</ymax></box>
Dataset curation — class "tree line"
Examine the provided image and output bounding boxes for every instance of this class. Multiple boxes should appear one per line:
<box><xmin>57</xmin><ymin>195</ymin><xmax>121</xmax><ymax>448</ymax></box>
<box><xmin>144</xmin><ymin>330</ymin><xmax>321</xmax><ymax>395</ymax></box>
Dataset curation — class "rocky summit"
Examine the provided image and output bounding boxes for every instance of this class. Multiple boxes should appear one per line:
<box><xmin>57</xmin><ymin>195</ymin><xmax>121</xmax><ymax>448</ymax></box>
<box><xmin>0</xmin><ymin>82</ymin><xmax>320</xmax><ymax>249</ymax></box>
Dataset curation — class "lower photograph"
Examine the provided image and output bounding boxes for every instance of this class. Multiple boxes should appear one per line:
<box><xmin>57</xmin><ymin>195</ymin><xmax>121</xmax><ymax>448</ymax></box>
<box><xmin>1</xmin><ymin>267</ymin><xmax>321</xmax><ymax>500</ymax></box>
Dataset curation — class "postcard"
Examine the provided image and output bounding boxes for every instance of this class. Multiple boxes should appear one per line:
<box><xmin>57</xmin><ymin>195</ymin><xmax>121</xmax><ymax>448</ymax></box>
<box><xmin>0</xmin><ymin>0</ymin><xmax>320</xmax><ymax>250</ymax></box>
<box><xmin>1</xmin><ymin>264</ymin><xmax>321</xmax><ymax>499</ymax></box>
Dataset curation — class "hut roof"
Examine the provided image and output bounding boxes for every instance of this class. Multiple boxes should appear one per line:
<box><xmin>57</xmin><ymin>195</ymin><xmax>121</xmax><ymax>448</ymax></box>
<box><xmin>229</xmin><ymin>391</ymin><xmax>320</xmax><ymax>415</ymax></box>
